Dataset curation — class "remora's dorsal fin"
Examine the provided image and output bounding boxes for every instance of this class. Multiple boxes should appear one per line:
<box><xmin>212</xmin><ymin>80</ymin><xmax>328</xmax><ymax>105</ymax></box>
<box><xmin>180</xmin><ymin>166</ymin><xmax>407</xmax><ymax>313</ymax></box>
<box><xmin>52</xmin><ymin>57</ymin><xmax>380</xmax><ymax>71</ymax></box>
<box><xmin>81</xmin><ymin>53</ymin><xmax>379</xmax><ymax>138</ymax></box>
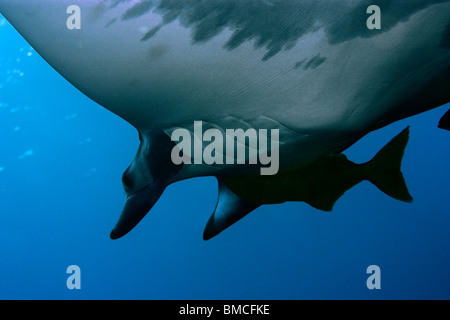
<box><xmin>203</xmin><ymin>178</ymin><xmax>260</xmax><ymax>240</ymax></box>
<box><xmin>438</xmin><ymin>109</ymin><xmax>450</xmax><ymax>130</ymax></box>
<box><xmin>362</xmin><ymin>127</ymin><xmax>413</xmax><ymax>202</ymax></box>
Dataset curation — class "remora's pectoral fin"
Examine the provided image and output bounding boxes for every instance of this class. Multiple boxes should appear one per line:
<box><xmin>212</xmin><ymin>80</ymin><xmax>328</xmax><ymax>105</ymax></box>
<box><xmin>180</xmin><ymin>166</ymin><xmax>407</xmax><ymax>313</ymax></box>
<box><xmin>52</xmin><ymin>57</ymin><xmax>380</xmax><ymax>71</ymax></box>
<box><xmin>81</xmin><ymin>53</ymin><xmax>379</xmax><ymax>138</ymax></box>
<box><xmin>438</xmin><ymin>109</ymin><xmax>450</xmax><ymax>130</ymax></box>
<box><xmin>110</xmin><ymin>183</ymin><xmax>164</xmax><ymax>239</ymax></box>
<box><xmin>203</xmin><ymin>178</ymin><xmax>260</xmax><ymax>240</ymax></box>
<box><xmin>363</xmin><ymin>126</ymin><xmax>413</xmax><ymax>202</ymax></box>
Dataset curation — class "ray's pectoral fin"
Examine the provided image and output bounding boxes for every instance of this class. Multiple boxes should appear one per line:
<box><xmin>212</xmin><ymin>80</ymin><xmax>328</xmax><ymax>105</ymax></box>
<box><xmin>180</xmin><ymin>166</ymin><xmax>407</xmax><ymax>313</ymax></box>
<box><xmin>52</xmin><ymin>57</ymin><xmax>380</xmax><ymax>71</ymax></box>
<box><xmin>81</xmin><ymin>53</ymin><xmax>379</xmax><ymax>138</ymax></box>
<box><xmin>438</xmin><ymin>109</ymin><xmax>450</xmax><ymax>130</ymax></box>
<box><xmin>110</xmin><ymin>182</ymin><xmax>165</xmax><ymax>240</ymax></box>
<box><xmin>362</xmin><ymin>126</ymin><xmax>413</xmax><ymax>202</ymax></box>
<box><xmin>110</xmin><ymin>130</ymin><xmax>182</xmax><ymax>240</ymax></box>
<box><xmin>203</xmin><ymin>179</ymin><xmax>260</xmax><ymax>240</ymax></box>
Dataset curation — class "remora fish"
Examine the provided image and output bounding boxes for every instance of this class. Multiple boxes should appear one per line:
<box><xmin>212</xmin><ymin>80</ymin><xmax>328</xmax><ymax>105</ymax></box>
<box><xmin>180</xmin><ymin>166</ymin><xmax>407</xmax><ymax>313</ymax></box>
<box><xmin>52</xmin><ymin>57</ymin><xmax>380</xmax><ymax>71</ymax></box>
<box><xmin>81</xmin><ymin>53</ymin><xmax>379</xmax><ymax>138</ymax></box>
<box><xmin>0</xmin><ymin>0</ymin><xmax>449</xmax><ymax>239</ymax></box>
<box><xmin>206</xmin><ymin>127</ymin><xmax>411</xmax><ymax>240</ymax></box>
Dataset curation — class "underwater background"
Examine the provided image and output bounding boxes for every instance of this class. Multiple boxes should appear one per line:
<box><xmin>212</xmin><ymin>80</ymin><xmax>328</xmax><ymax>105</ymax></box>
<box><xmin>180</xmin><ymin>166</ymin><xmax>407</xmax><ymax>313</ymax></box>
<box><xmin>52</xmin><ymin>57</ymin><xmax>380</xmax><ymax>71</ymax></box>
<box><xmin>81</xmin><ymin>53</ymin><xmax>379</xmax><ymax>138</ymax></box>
<box><xmin>0</xmin><ymin>13</ymin><xmax>449</xmax><ymax>300</ymax></box>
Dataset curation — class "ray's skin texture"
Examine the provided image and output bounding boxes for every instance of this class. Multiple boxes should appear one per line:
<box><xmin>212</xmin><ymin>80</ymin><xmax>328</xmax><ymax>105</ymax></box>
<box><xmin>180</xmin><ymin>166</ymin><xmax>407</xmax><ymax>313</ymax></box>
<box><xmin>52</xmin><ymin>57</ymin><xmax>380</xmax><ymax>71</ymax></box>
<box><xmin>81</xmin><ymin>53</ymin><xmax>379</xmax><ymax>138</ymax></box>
<box><xmin>0</xmin><ymin>0</ymin><xmax>449</xmax><ymax>239</ymax></box>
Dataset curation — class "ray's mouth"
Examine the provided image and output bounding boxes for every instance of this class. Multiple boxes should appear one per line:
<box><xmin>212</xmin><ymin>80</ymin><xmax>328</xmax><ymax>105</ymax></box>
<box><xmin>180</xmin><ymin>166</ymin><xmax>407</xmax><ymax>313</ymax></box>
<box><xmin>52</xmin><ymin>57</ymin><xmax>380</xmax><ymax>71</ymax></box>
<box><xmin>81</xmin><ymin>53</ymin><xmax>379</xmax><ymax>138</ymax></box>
<box><xmin>125</xmin><ymin>183</ymin><xmax>152</xmax><ymax>201</ymax></box>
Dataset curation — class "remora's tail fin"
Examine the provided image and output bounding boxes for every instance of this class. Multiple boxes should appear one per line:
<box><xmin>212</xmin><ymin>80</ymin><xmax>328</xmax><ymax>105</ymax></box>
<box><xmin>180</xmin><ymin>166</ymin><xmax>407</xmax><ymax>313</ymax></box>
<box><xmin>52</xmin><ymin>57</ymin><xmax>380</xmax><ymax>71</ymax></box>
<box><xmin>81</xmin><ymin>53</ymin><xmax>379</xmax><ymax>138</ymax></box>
<box><xmin>438</xmin><ymin>109</ymin><xmax>450</xmax><ymax>130</ymax></box>
<box><xmin>362</xmin><ymin>127</ymin><xmax>413</xmax><ymax>202</ymax></box>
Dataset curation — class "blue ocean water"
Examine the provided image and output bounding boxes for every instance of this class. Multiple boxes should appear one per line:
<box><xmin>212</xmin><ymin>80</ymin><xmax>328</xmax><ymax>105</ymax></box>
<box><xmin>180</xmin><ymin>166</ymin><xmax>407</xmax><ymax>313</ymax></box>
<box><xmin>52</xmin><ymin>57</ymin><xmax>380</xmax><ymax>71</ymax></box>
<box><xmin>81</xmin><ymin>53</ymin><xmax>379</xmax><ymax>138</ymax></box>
<box><xmin>0</xmin><ymin>14</ymin><xmax>449</xmax><ymax>300</ymax></box>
